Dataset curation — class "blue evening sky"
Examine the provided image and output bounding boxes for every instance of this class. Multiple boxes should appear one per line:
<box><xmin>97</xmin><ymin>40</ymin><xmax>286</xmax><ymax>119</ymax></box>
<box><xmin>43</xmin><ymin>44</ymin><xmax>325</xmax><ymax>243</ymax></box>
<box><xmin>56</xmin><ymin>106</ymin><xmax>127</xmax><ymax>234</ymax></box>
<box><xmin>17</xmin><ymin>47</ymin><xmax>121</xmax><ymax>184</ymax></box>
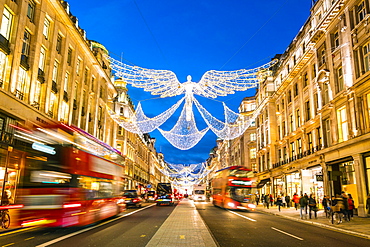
<box><xmin>67</xmin><ymin>0</ymin><xmax>313</xmax><ymax>164</ymax></box>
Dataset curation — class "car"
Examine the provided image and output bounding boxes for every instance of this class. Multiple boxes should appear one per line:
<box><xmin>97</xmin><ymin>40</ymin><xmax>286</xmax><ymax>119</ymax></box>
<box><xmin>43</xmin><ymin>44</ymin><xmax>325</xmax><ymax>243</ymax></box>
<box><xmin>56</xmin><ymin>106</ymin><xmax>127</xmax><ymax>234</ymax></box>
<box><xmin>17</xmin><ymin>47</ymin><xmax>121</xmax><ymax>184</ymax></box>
<box><xmin>122</xmin><ymin>190</ymin><xmax>143</xmax><ymax>208</ymax></box>
<box><xmin>146</xmin><ymin>191</ymin><xmax>157</xmax><ymax>202</ymax></box>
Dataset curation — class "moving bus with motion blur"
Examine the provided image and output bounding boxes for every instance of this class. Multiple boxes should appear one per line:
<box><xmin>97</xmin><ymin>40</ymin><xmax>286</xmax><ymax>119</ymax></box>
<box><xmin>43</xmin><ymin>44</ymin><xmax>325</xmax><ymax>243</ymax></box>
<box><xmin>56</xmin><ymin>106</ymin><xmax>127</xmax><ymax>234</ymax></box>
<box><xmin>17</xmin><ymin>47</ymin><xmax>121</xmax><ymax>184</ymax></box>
<box><xmin>211</xmin><ymin>166</ymin><xmax>257</xmax><ymax>211</ymax></box>
<box><xmin>14</xmin><ymin>124</ymin><xmax>126</xmax><ymax>227</ymax></box>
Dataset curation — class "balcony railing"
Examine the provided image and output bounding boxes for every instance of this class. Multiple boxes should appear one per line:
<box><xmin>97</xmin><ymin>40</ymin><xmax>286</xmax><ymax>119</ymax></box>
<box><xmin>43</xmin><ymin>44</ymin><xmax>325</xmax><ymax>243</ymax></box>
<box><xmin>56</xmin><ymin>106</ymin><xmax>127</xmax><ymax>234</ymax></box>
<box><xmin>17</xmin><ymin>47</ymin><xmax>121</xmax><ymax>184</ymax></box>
<box><xmin>37</xmin><ymin>68</ymin><xmax>45</xmax><ymax>83</ymax></box>
<box><xmin>272</xmin><ymin>145</ymin><xmax>324</xmax><ymax>168</ymax></box>
<box><xmin>51</xmin><ymin>81</ymin><xmax>58</xmax><ymax>93</ymax></box>
<box><xmin>14</xmin><ymin>89</ymin><xmax>24</xmax><ymax>100</ymax></box>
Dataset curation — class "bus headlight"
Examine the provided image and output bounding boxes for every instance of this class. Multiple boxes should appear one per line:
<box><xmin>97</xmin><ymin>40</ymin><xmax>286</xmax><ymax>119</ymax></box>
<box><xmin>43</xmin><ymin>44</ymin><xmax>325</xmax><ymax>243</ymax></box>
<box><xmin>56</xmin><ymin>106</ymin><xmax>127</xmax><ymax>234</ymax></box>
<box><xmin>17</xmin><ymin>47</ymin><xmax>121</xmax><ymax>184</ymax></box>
<box><xmin>227</xmin><ymin>202</ymin><xmax>235</xmax><ymax>208</ymax></box>
<box><xmin>247</xmin><ymin>203</ymin><xmax>256</xmax><ymax>209</ymax></box>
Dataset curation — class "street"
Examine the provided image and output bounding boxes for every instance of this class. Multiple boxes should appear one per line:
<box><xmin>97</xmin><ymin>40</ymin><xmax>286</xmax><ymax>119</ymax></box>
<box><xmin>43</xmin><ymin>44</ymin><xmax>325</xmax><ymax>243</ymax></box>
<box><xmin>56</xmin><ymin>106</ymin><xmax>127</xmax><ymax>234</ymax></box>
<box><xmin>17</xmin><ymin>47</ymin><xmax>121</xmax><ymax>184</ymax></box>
<box><xmin>1</xmin><ymin>201</ymin><xmax>370</xmax><ymax>247</ymax></box>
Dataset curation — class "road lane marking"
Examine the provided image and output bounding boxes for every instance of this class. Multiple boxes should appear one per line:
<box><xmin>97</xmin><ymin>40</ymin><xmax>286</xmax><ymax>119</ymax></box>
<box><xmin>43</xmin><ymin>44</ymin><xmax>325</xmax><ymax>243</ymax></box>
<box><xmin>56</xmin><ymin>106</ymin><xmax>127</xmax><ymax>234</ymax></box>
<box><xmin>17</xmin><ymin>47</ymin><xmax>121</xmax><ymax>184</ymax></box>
<box><xmin>228</xmin><ymin>210</ymin><xmax>257</xmax><ymax>222</ymax></box>
<box><xmin>0</xmin><ymin>227</ymin><xmax>37</xmax><ymax>237</ymax></box>
<box><xmin>140</xmin><ymin>235</ymin><xmax>146</xmax><ymax>237</ymax></box>
<box><xmin>25</xmin><ymin>237</ymin><xmax>35</xmax><ymax>241</ymax></box>
<box><xmin>36</xmin><ymin>204</ymin><xmax>155</xmax><ymax>247</ymax></box>
<box><xmin>2</xmin><ymin>243</ymin><xmax>15</xmax><ymax>247</ymax></box>
<box><xmin>271</xmin><ymin>227</ymin><xmax>303</xmax><ymax>240</ymax></box>
<box><xmin>179</xmin><ymin>235</ymin><xmax>185</xmax><ymax>239</ymax></box>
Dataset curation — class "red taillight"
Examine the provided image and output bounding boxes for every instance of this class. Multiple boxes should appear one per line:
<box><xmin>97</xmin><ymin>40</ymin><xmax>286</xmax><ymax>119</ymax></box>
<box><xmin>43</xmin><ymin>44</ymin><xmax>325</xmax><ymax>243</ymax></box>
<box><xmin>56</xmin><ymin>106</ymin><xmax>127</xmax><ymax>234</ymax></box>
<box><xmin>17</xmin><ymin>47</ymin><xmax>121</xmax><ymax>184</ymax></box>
<box><xmin>63</xmin><ymin>203</ymin><xmax>82</xmax><ymax>209</ymax></box>
<box><xmin>0</xmin><ymin>204</ymin><xmax>24</xmax><ymax>210</ymax></box>
<box><xmin>132</xmin><ymin>199</ymin><xmax>139</xmax><ymax>203</ymax></box>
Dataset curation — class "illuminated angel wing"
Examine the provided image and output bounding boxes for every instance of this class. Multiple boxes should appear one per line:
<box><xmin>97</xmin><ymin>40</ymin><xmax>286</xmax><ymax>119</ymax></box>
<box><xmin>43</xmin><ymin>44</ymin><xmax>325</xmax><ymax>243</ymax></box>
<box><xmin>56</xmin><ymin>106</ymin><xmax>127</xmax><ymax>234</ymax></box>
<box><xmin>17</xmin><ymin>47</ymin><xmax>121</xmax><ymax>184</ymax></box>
<box><xmin>108</xmin><ymin>57</ymin><xmax>185</xmax><ymax>98</ymax></box>
<box><xmin>194</xmin><ymin>59</ymin><xmax>278</xmax><ymax>98</ymax></box>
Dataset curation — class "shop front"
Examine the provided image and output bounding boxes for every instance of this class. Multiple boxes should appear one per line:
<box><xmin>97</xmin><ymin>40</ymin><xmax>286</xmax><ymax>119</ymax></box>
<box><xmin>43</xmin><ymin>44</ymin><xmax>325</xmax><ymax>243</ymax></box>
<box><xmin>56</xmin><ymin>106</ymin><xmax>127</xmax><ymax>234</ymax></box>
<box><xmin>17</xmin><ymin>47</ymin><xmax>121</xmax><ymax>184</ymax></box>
<box><xmin>286</xmin><ymin>172</ymin><xmax>301</xmax><ymax>198</ymax></box>
<box><xmin>301</xmin><ymin>166</ymin><xmax>324</xmax><ymax>206</ymax></box>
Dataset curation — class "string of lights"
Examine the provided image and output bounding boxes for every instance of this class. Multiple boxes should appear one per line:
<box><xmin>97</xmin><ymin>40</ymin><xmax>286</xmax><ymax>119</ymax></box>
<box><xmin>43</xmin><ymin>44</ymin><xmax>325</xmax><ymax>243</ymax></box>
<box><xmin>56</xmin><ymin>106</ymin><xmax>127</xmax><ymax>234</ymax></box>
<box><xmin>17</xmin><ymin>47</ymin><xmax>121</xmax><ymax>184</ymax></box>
<box><xmin>108</xmin><ymin>56</ymin><xmax>276</xmax><ymax>149</ymax></box>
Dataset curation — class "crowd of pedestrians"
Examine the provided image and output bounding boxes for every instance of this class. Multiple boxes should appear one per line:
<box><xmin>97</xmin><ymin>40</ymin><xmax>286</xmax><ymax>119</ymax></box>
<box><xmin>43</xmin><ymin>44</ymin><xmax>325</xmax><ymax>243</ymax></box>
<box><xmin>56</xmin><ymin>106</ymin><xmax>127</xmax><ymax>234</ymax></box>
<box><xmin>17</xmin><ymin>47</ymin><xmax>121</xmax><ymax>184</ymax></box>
<box><xmin>258</xmin><ymin>191</ymin><xmax>361</xmax><ymax>222</ymax></box>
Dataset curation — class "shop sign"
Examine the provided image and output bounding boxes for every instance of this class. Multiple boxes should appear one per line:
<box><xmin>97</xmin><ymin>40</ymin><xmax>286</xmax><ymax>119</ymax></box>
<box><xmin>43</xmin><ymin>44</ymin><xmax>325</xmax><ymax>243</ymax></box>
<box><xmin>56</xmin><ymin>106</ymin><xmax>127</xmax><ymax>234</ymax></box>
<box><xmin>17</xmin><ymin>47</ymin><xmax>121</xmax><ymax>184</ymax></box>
<box><xmin>316</xmin><ymin>175</ymin><xmax>323</xmax><ymax>181</ymax></box>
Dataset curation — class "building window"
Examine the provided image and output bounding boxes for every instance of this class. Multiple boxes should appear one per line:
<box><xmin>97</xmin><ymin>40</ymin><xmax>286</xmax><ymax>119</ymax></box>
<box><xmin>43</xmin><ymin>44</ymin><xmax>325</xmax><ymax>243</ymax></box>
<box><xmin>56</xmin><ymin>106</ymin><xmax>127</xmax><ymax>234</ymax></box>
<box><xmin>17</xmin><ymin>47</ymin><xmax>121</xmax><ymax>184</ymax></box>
<box><xmin>33</xmin><ymin>80</ymin><xmax>42</xmax><ymax>106</ymax></box>
<box><xmin>290</xmin><ymin>142</ymin><xmax>295</xmax><ymax>159</ymax></box>
<box><xmin>322</xmin><ymin>82</ymin><xmax>329</xmax><ymax>105</ymax></box>
<box><xmin>363</xmin><ymin>43</ymin><xmax>370</xmax><ymax>73</ymax></box>
<box><xmin>335</xmin><ymin>66</ymin><xmax>344</xmax><ymax>93</ymax></box>
<box><xmin>250</xmin><ymin>148</ymin><xmax>256</xmax><ymax>159</ymax></box>
<box><xmin>39</xmin><ymin>46</ymin><xmax>46</xmax><ymax>71</ymax></box>
<box><xmin>317</xmin><ymin>127</ymin><xmax>322</xmax><ymax>148</ymax></box>
<box><xmin>60</xmin><ymin>101</ymin><xmax>69</xmax><ymax>123</ymax></box>
<box><xmin>250</xmin><ymin>133</ymin><xmax>256</xmax><ymax>141</ymax></box>
<box><xmin>0</xmin><ymin>52</ymin><xmax>6</xmax><ymax>85</ymax></box>
<box><xmin>314</xmin><ymin>92</ymin><xmax>319</xmax><ymax>114</ymax></box>
<box><xmin>84</xmin><ymin>68</ymin><xmax>88</xmax><ymax>84</ymax></box>
<box><xmin>337</xmin><ymin>106</ymin><xmax>349</xmax><ymax>142</ymax></box>
<box><xmin>0</xmin><ymin>8</ymin><xmax>13</xmax><ymax>40</ymax></box>
<box><xmin>307</xmin><ymin>132</ymin><xmax>313</xmax><ymax>153</ymax></box>
<box><xmin>64</xmin><ymin>72</ymin><xmax>69</xmax><ymax>92</ymax></box>
<box><xmin>282</xmin><ymin>121</ymin><xmax>286</xmax><ymax>136</ymax></box>
<box><xmin>294</xmin><ymin>83</ymin><xmax>299</xmax><ymax>97</ymax></box>
<box><xmin>296</xmin><ymin>109</ymin><xmax>301</xmax><ymax>128</ymax></box>
<box><xmin>367</xmin><ymin>94</ymin><xmax>370</xmax><ymax>128</ymax></box>
<box><xmin>76</xmin><ymin>59</ymin><xmax>81</xmax><ymax>76</ymax></box>
<box><xmin>21</xmin><ymin>30</ymin><xmax>31</xmax><ymax>56</ymax></box>
<box><xmin>27</xmin><ymin>0</ymin><xmax>36</xmax><ymax>22</ymax></box>
<box><xmin>287</xmin><ymin>90</ymin><xmax>292</xmax><ymax>103</ymax></box>
<box><xmin>56</xmin><ymin>34</ymin><xmax>62</xmax><ymax>54</ymax></box>
<box><xmin>357</xmin><ymin>1</ymin><xmax>367</xmax><ymax>23</ymax></box>
<box><xmin>318</xmin><ymin>45</ymin><xmax>326</xmax><ymax>67</ymax></box>
<box><xmin>297</xmin><ymin>138</ymin><xmax>302</xmax><ymax>156</ymax></box>
<box><xmin>333</xmin><ymin>30</ymin><xmax>340</xmax><ymax>49</ymax></box>
<box><xmin>312</xmin><ymin>63</ymin><xmax>317</xmax><ymax>79</ymax></box>
<box><xmin>303</xmin><ymin>72</ymin><xmax>309</xmax><ymax>88</ymax></box>
<box><xmin>289</xmin><ymin>114</ymin><xmax>294</xmax><ymax>132</ymax></box>
<box><xmin>118</xmin><ymin>126</ymin><xmax>124</xmax><ymax>136</ymax></box>
<box><xmin>15</xmin><ymin>67</ymin><xmax>27</xmax><ymax>99</ymax></box>
<box><xmin>67</xmin><ymin>48</ymin><xmax>72</xmax><ymax>65</ymax></box>
<box><xmin>43</xmin><ymin>18</ymin><xmax>50</xmax><ymax>39</ymax></box>
<box><xmin>324</xmin><ymin>118</ymin><xmax>332</xmax><ymax>147</ymax></box>
<box><xmin>49</xmin><ymin>92</ymin><xmax>57</xmax><ymax>117</ymax></box>
<box><xmin>304</xmin><ymin>101</ymin><xmax>311</xmax><ymax>122</ymax></box>
<box><xmin>52</xmin><ymin>61</ymin><xmax>59</xmax><ymax>82</ymax></box>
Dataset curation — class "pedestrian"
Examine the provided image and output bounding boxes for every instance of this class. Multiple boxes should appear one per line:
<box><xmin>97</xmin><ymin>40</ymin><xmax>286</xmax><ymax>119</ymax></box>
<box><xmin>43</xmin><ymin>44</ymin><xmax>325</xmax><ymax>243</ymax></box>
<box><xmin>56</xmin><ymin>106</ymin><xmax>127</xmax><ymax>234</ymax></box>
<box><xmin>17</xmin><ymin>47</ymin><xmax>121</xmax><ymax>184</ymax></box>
<box><xmin>341</xmin><ymin>191</ymin><xmax>350</xmax><ymax>221</ymax></box>
<box><xmin>269</xmin><ymin>194</ymin><xmax>274</xmax><ymax>207</ymax></box>
<box><xmin>293</xmin><ymin>193</ymin><xmax>300</xmax><ymax>210</ymax></box>
<box><xmin>308</xmin><ymin>194</ymin><xmax>318</xmax><ymax>219</ymax></box>
<box><xmin>299</xmin><ymin>194</ymin><xmax>308</xmax><ymax>219</ymax></box>
<box><xmin>304</xmin><ymin>193</ymin><xmax>309</xmax><ymax>214</ymax></box>
<box><xmin>285</xmin><ymin>194</ymin><xmax>291</xmax><ymax>208</ymax></box>
<box><xmin>264</xmin><ymin>194</ymin><xmax>270</xmax><ymax>209</ymax></box>
<box><xmin>322</xmin><ymin>195</ymin><xmax>329</xmax><ymax>218</ymax></box>
<box><xmin>281</xmin><ymin>194</ymin><xmax>286</xmax><ymax>207</ymax></box>
<box><xmin>276</xmin><ymin>195</ymin><xmax>283</xmax><ymax>212</ymax></box>
<box><xmin>255</xmin><ymin>193</ymin><xmax>260</xmax><ymax>205</ymax></box>
<box><xmin>348</xmin><ymin>194</ymin><xmax>355</xmax><ymax>218</ymax></box>
<box><xmin>366</xmin><ymin>194</ymin><xmax>370</xmax><ymax>214</ymax></box>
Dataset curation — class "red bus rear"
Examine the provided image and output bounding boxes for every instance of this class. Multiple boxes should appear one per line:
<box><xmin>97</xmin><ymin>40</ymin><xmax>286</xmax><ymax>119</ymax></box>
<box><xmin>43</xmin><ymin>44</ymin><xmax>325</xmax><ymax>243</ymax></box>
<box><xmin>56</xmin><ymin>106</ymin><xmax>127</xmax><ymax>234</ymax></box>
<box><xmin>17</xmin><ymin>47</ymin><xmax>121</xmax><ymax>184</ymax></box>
<box><xmin>15</xmin><ymin>124</ymin><xmax>126</xmax><ymax>227</ymax></box>
<box><xmin>211</xmin><ymin>166</ymin><xmax>257</xmax><ymax>211</ymax></box>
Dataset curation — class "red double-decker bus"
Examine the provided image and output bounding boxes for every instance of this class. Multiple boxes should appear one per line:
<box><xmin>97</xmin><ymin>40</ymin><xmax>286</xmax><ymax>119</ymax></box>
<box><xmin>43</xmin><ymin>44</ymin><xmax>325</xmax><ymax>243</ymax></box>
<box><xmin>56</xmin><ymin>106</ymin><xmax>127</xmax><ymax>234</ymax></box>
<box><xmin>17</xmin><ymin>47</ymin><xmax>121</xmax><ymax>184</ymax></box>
<box><xmin>211</xmin><ymin>166</ymin><xmax>257</xmax><ymax>211</ymax></box>
<box><xmin>14</xmin><ymin>124</ymin><xmax>126</xmax><ymax>227</ymax></box>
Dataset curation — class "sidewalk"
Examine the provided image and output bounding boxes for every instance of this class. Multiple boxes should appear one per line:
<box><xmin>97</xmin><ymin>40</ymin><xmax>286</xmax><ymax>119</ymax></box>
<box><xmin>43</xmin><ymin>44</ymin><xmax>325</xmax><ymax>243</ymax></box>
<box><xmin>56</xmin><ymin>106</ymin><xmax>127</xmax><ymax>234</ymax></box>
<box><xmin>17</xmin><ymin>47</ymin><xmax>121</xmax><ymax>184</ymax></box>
<box><xmin>256</xmin><ymin>204</ymin><xmax>370</xmax><ymax>239</ymax></box>
<box><xmin>146</xmin><ymin>199</ymin><xmax>217</xmax><ymax>247</ymax></box>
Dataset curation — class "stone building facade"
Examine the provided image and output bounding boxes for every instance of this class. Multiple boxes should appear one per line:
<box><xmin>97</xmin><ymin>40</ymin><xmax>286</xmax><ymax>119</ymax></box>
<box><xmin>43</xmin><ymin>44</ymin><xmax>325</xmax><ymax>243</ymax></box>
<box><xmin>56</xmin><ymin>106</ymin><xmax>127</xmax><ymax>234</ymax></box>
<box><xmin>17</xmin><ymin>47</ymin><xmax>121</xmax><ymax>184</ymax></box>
<box><xmin>254</xmin><ymin>0</ymin><xmax>370</xmax><ymax>217</ymax></box>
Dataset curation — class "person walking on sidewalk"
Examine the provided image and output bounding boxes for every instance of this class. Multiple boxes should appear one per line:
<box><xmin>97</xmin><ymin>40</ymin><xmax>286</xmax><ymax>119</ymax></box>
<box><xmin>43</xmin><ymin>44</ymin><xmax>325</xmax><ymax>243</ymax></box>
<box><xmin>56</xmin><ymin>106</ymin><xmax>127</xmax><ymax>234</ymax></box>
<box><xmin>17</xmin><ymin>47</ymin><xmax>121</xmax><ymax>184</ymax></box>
<box><xmin>285</xmin><ymin>194</ymin><xmax>291</xmax><ymax>208</ymax></box>
<box><xmin>264</xmin><ymin>194</ymin><xmax>270</xmax><ymax>209</ymax></box>
<box><xmin>299</xmin><ymin>194</ymin><xmax>308</xmax><ymax>219</ymax></box>
<box><xmin>348</xmin><ymin>194</ymin><xmax>355</xmax><ymax>218</ymax></box>
<box><xmin>308</xmin><ymin>194</ymin><xmax>318</xmax><ymax>219</ymax></box>
<box><xmin>269</xmin><ymin>194</ymin><xmax>274</xmax><ymax>207</ymax></box>
<box><xmin>322</xmin><ymin>195</ymin><xmax>330</xmax><ymax>218</ymax></box>
<box><xmin>293</xmin><ymin>193</ymin><xmax>300</xmax><ymax>210</ymax></box>
<box><xmin>276</xmin><ymin>195</ymin><xmax>283</xmax><ymax>212</ymax></box>
<box><xmin>366</xmin><ymin>194</ymin><xmax>370</xmax><ymax>214</ymax></box>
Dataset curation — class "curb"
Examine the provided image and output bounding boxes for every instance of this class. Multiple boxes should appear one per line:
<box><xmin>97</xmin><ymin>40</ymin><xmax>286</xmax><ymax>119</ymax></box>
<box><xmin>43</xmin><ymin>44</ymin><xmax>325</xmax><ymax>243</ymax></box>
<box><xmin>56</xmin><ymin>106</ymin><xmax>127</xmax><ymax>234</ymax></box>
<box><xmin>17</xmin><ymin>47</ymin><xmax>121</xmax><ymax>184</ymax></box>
<box><xmin>257</xmin><ymin>209</ymin><xmax>370</xmax><ymax>240</ymax></box>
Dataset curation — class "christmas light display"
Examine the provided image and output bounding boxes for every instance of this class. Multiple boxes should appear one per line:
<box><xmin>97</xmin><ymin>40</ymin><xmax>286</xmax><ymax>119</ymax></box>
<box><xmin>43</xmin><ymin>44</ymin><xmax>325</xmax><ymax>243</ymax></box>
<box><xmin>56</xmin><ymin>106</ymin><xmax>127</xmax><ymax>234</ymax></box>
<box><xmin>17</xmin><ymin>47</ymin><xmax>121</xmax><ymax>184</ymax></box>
<box><xmin>108</xmin><ymin>56</ymin><xmax>277</xmax><ymax>150</ymax></box>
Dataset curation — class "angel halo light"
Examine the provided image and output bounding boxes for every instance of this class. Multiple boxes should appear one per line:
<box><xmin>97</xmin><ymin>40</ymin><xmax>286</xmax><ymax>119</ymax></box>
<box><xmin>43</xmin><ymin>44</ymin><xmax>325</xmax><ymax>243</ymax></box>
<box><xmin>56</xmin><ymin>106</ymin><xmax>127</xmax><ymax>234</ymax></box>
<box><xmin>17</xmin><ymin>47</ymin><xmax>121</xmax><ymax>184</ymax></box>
<box><xmin>108</xmin><ymin>56</ymin><xmax>277</xmax><ymax>150</ymax></box>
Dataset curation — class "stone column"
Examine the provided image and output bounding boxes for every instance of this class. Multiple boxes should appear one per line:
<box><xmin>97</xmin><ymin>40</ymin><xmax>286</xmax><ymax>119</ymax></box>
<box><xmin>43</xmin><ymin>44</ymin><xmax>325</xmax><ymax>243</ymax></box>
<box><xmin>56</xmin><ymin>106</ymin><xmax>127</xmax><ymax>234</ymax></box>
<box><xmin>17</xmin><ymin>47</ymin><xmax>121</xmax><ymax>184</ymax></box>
<box><xmin>352</xmin><ymin>154</ymin><xmax>367</xmax><ymax>217</ymax></box>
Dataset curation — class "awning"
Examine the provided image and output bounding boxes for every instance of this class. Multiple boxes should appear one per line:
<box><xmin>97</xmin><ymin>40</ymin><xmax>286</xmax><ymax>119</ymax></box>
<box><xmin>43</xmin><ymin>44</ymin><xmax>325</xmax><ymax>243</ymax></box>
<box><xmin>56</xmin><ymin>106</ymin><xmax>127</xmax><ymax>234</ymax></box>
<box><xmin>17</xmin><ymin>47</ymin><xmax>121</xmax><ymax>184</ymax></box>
<box><xmin>256</xmin><ymin>178</ymin><xmax>270</xmax><ymax>188</ymax></box>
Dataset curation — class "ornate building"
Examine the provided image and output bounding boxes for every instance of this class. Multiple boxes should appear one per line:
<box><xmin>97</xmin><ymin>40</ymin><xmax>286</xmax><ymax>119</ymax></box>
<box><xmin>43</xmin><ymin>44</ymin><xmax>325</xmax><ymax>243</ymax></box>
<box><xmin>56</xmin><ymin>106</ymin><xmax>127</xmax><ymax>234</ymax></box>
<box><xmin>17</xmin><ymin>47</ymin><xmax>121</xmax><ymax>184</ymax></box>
<box><xmin>255</xmin><ymin>0</ymin><xmax>370</xmax><ymax>217</ymax></box>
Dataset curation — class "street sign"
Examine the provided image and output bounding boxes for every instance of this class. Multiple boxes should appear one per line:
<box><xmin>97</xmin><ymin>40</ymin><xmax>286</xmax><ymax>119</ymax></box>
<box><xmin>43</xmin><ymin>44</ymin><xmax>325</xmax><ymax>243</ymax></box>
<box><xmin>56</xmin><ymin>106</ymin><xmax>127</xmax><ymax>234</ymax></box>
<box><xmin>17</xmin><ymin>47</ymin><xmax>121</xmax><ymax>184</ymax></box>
<box><xmin>316</xmin><ymin>175</ymin><xmax>323</xmax><ymax>181</ymax></box>
<box><xmin>147</xmin><ymin>184</ymin><xmax>152</xmax><ymax>188</ymax></box>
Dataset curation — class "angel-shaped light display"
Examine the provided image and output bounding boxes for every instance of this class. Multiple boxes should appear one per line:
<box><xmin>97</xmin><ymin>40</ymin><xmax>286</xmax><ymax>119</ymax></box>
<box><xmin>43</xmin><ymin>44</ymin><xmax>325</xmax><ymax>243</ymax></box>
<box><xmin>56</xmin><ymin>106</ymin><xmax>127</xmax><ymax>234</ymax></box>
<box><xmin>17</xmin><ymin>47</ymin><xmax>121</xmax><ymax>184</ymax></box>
<box><xmin>108</xmin><ymin>56</ymin><xmax>277</xmax><ymax>150</ymax></box>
